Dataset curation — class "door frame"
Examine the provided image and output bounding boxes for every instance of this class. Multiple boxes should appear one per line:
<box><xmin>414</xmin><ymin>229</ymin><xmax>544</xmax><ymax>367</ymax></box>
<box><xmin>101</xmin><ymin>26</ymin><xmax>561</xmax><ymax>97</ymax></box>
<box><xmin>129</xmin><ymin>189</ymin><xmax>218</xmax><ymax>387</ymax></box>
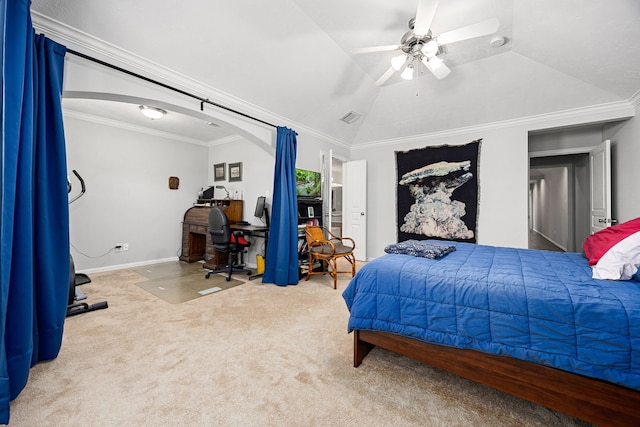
<box><xmin>528</xmin><ymin>141</ymin><xmax>612</xmax><ymax>250</ymax></box>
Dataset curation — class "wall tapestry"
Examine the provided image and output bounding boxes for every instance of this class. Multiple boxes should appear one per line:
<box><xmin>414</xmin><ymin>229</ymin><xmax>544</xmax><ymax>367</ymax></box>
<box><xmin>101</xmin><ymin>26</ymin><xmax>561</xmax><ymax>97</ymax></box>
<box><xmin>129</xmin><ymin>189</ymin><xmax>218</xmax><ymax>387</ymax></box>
<box><xmin>396</xmin><ymin>139</ymin><xmax>481</xmax><ymax>243</ymax></box>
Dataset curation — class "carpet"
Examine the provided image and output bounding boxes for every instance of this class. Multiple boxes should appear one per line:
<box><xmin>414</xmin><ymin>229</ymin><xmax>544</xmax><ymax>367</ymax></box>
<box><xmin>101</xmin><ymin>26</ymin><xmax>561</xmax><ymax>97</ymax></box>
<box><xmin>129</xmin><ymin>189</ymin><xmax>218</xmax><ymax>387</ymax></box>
<box><xmin>10</xmin><ymin>261</ymin><xmax>591</xmax><ymax>426</ymax></box>
<box><xmin>133</xmin><ymin>261</ymin><xmax>244</xmax><ymax>304</ymax></box>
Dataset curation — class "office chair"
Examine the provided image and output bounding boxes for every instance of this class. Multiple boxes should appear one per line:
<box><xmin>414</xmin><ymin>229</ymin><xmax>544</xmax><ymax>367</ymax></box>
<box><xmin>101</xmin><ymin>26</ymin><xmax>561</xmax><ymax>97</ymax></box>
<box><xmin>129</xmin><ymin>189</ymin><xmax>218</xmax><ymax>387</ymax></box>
<box><xmin>304</xmin><ymin>225</ymin><xmax>356</xmax><ymax>289</ymax></box>
<box><xmin>205</xmin><ymin>207</ymin><xmax>252</xmax><ymax>281</ymax></box>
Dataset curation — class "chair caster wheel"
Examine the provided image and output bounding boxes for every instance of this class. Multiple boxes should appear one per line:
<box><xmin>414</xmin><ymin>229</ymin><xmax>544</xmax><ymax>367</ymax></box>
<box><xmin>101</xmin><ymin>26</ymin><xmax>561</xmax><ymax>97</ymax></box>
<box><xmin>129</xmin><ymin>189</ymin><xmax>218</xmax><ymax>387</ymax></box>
<box><xmin>247</xmin><ymin>271</ymin><xmax>251</xmax><ymax>276</ymax></box>
<box><xmin>226</xmin><ymin>277</ymin><xmax>231</xmax><ymax>282</ymax></box>
<box><xmin>205</xmin><ymin>273</ymin><xmax>211</xmax><ymax>279</ymax></box>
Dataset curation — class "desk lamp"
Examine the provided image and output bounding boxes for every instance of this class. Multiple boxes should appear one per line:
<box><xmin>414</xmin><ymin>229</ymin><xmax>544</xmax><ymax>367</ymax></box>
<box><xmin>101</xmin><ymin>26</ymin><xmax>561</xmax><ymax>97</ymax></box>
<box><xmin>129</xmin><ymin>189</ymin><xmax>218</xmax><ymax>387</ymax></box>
<box><xmin>216</xmin><ymin>185</ymin><xmax>231</xmax><ymax>200</ymax></box>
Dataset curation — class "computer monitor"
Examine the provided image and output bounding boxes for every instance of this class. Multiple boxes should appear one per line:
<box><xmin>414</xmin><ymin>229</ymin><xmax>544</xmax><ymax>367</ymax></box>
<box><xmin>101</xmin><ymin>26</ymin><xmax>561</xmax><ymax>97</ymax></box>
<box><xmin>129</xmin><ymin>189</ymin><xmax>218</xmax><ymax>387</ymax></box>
<box><xmin>254</xmin><ymin>196</ymin><xmax>269</xmax><ymax>227</ymax></box>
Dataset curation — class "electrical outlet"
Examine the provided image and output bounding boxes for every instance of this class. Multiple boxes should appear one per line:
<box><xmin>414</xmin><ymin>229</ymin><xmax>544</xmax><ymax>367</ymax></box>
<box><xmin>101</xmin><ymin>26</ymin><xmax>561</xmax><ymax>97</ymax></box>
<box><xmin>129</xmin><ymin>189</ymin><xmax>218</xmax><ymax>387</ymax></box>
<box><xmin>115</xmin><ymin>243</ymin><xmax>123</xmax><ymax>252</ymax></box>
<box><xmin>123</xmin><ymin>243</ymin><xmax>129</xmax><ymax>251</ymax></box>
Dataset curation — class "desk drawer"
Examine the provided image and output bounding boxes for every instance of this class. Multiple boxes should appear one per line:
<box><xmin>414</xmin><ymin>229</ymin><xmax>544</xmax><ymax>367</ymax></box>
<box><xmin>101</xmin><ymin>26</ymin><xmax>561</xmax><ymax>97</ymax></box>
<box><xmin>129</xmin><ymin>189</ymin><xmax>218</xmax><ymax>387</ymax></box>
<box><xmin>189</xmin><ymin>224</ymin><xmax>206</xmax><ymax>234</ymax></box>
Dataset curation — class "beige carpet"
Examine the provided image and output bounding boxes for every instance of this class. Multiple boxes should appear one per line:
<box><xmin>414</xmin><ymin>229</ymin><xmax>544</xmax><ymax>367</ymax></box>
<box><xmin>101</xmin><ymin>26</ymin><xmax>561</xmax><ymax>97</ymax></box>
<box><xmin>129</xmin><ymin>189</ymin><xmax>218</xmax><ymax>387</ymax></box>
<box><xmin>8</xmin><ymin>261</ymin><xmax>591</xmax><ymax>426</ymax></box>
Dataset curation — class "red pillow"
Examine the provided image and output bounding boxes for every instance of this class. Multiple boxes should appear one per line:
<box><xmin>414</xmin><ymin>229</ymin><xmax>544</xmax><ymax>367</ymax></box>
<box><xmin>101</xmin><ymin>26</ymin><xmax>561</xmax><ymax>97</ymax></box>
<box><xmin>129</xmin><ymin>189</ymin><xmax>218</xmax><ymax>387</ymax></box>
<box><xmin>583</xmin><ymin>217</ymin><xmax>640</xmax><ymax>266</ymax></box>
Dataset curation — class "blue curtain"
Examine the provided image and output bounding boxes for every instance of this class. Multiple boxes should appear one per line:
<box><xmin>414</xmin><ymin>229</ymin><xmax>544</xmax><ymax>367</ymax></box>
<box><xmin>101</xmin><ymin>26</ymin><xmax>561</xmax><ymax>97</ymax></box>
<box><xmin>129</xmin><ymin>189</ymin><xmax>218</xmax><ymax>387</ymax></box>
<box><xmin>263</xmin><ymin>127</ymin><xmax>299</xmax><ymax>286</ymax></box>
<box><xmin>1</xmin><ymin>0</ymin><xmax>69</xmax><ymax>423</ymax></box>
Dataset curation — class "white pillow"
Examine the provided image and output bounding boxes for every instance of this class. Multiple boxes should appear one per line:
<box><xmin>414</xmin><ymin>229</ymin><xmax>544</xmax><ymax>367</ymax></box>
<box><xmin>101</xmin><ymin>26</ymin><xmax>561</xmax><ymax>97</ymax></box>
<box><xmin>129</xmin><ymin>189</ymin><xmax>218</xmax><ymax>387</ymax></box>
<box><xmin>592</xmin><ymin>231</ymin><xmax>640</xmax><ymax>280</ymax></box>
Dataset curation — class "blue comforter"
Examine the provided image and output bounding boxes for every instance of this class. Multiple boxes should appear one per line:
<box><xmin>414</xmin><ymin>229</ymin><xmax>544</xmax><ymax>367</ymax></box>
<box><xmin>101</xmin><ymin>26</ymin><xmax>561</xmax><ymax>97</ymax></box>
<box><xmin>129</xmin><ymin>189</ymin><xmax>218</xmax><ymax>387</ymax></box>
<box><xmin>343</xmin><ymin>241</ymin><xmax>640</xmax><ymax>390</ymax></box>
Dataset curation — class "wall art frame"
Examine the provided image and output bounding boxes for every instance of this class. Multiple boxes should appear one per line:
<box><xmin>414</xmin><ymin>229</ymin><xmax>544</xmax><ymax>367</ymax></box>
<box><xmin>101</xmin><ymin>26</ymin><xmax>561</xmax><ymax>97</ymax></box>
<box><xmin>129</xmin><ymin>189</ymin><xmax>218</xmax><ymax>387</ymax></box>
<box><xmin>214</xmin><ymin>163</ymin><xmax>226</xmax><ymax>181</ymax></box>
<box><xmin>229</xmin><ymin>162</ymin><xmax>242</xmax><ymax>182</ymax></box>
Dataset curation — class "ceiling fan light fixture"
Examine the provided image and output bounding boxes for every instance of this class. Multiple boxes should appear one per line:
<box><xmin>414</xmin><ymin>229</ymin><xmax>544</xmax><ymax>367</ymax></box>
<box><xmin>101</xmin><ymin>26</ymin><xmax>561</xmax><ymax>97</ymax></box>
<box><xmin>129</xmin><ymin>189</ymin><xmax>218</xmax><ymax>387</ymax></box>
<box><xmin>139</xmin><ymin>105</ymin><xmax>166</xmax><ymax>120</ymax></box>
<box><xmin>422</xmin><ymin>40</ymin><xmax>439</xmax><ymax>57</ymax></box>
<box><xmin>401</xmin><ymin>64</ymin><xmax>414</xmax><ymax>80</ymax></box>
<box><xmin>391</xmin><ymin>54</ymin><xmax>407</xmax><ymax>71</ymax></box>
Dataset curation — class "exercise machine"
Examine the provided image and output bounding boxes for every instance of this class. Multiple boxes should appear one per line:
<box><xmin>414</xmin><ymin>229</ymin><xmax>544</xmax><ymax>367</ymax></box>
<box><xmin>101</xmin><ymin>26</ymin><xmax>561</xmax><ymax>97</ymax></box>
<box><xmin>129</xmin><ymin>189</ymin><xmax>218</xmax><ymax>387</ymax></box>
<box><xmin>66</xmin><ymin>170</ymin><xmax>108</xmax><ymax>317</ymax></box>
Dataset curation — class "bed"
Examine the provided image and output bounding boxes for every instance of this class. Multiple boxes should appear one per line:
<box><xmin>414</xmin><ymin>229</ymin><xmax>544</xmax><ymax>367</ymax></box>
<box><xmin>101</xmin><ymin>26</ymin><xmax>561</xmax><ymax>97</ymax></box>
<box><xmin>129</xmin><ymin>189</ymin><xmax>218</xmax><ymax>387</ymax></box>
<box><xmin>343</xmin><ymin>239</ymin><xmax>640</xmax><ymax>426</ymax></box>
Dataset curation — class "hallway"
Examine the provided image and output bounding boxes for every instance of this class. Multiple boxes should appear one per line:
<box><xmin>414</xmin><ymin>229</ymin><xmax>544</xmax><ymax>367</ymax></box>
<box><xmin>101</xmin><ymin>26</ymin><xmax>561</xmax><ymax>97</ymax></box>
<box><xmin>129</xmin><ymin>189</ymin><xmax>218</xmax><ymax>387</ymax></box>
<box><xmin>529</xmin><ymin>229</ymin><xmax>564</xmax><ymax>252</ymax></box>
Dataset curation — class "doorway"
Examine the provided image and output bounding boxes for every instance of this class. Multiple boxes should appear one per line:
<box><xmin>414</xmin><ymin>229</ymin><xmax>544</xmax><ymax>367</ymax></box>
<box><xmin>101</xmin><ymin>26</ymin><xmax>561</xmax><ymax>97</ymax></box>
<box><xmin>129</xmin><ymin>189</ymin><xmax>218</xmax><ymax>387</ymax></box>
<box><xmin>330</xmin><ymin>158</ymin><xmax>344</xmax><ymax>236</ymax></box>
<box><xmin>527</xmin><ymin>126</ymin><xmax>608</xmax><ymax>252</ymax></box>
<box><xmin>529</xmin><ymin>153</ymin><xmax>590</xmax><ymax>252</ymax></box>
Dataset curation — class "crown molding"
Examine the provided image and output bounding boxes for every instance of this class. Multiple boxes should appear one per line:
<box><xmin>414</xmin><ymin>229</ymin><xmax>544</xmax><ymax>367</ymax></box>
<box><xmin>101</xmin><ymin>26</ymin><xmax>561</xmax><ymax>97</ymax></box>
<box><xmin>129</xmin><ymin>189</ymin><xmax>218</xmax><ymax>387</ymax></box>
<box><xmin>208</xmin><ymin>135</ymin><xmax>246</xmax><ymax>147</ymax></box>
<box><xmin>63</xmin><ymin>110</ymin><xmax>210</xmax><ymax>146</ymax></box>
<box><xmin>351</xmin><ymin>100</ymin><xmax>635</xmax><ymax>150</ymax></box>
<box><xmin>630</xmin><ymin>90</ymin><xmax>640</xmax><ymax>108</ymax></box>
<box><xmin>32</xmin><ymin>12</ymin><xmax>350</xmax><ymax>150</ymax></box>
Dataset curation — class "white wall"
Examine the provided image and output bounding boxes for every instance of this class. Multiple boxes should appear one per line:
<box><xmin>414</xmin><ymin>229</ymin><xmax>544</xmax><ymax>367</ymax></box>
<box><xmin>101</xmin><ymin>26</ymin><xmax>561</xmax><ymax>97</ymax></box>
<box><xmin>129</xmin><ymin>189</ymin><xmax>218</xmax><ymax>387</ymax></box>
<box><xmin>528</xmin><ymin>126</ymin><xmax>603</xmax><ymax>152</ymax></box>
<box><xmin>351</xmin><ymin>126</ymin><xmax>529</xmax><ymax>259</ymax></box>
<box><xmin>351</xmin><ymin>106</ymin><xmax>638</xmax><ymax>260</ymax></box>
<box><xmin>58</xmin><ymin>40</ymin><xmax>639</xmax><ymax>268</ymax></box>
<box><xmin>207</xmin><ymin>137</ymin><xmax>274</xmax><ymax>267</ymax></box>
<box><xmin>66</xmin><ymin>116</ymin><xmax>208</xmax><ymax>271</ymax></box>
<box><xmin>605</xmin><ymin>104</ymin><xmax>640</xmax><ymax>223</ymax></box>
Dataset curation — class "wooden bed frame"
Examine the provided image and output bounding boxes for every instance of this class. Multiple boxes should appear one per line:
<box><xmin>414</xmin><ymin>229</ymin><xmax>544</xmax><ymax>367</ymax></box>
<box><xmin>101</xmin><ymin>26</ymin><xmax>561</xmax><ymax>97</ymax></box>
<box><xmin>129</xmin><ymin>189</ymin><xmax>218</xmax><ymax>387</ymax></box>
<box><xmin>354</xmin><ymin>329</ymin><xmax>640</xmax><ymax>426</ymax></box>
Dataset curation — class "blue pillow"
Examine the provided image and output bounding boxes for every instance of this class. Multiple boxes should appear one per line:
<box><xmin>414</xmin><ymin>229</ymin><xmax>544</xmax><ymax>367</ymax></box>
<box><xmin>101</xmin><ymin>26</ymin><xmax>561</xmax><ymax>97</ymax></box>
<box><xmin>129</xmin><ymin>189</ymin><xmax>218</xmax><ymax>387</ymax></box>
<box><xmin>384</xmin><ymin>240</ymin><xmax>456</xmax><ymax>259</ymax></box>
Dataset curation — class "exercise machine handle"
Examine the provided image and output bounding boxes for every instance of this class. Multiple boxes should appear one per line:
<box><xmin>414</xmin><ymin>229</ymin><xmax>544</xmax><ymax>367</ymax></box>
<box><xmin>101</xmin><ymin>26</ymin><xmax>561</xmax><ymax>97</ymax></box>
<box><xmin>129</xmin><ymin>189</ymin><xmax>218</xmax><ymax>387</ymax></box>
<box><xmin>68</xmin><ymin>170</ymin><xmax>86</xmax><ymax>204</ymax></box>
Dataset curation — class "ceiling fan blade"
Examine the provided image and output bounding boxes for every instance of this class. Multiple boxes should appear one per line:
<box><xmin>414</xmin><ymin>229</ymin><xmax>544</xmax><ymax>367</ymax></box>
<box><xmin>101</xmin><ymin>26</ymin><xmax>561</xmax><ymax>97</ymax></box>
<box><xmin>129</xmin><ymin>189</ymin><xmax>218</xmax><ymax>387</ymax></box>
<box><xmin>429</xmin><ymin>61</ymin><xmax>450</xmax><ymax>80</ymax></box>
<box><xmin>375</xmin><ymin>66</ymin><xmax>396</xmax><ymax>86</ymax></box>
<box><xmin>413</xmin><ymin>0</ymin><xmax>438</xmax><ymax>37</ymax></box>
<box><xmin>421</xmin><ymin>57</ymin><xmax>450</xmax><ymax>80</ymax></box>
<box><xmin>351</xmin><ymin>45</ymin><xmax>400</xmax><ymax>54</ymax></box>
<box><xmin>436</xmin><ymin>18</ymin><xmax>499</xmax><ymax>45</ymax></box>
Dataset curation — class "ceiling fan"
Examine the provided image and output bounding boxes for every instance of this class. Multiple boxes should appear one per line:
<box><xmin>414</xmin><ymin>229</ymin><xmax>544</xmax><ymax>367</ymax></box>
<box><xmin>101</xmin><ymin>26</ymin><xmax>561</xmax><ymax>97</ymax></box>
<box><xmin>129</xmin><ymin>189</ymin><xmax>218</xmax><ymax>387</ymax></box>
<box><xmin>351</xmin><ymin>0</ymin><xmax>500</xmax><ymax>85</ymax></box>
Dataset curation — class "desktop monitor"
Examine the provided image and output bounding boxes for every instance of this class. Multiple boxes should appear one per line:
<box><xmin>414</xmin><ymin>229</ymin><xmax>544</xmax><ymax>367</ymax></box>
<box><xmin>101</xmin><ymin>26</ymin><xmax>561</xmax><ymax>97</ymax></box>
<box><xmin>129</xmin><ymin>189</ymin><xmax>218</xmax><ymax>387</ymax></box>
<box><xmin>254</xmin><ymin>196</ymin><xmax>269</xmax><ymax>227</ymax></box>
<box><xmin>202</xmin><ymin>186</ymin><xmax>215</xmax><ymax>199</ymax></box>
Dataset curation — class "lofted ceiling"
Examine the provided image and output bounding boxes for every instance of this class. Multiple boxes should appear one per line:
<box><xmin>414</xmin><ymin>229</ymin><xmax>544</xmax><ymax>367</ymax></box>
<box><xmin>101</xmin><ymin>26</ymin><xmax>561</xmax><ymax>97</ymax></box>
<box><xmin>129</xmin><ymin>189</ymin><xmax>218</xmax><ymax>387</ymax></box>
<box><xmin>31</xmin><ymin>0</ymin><xmax>640</xmax><ymax>146</ymax></box>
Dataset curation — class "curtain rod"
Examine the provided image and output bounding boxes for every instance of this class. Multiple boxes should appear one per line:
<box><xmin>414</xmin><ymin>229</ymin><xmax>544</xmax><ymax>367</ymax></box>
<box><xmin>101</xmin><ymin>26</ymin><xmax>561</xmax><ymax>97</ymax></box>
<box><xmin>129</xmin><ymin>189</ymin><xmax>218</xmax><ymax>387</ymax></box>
<box><xmin>66</xmin><ymin>48</ymin><xmax>279</xmax><ymax>130</ymax></box>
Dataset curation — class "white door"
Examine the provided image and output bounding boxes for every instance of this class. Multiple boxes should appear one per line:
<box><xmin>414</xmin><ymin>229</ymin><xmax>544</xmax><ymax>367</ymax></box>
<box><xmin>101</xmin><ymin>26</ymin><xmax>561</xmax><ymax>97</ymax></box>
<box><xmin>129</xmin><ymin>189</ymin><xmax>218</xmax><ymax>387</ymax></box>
<box><xmin>343</xmin><ymin>160</ymin><xmax>367</xmax><ymax>261</ymax></box>
<box><xmin>590</xmin><ymin>139</ymin><xmax>613</xmax><ymax>233</ymax></box>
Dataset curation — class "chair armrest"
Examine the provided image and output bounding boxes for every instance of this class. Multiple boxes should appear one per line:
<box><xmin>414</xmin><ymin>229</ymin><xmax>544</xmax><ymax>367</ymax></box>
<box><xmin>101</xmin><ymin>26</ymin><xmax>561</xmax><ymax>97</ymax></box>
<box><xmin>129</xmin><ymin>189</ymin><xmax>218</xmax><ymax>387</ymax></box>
<box><xmin>339</xmin><ymin>237</ymin><xmax>355</xmax><ymax>250</ymax></box>
<box><xmin>325</xmin><ymin>228</ymin><xmax>356</xmax><ymax>250</ymax></box>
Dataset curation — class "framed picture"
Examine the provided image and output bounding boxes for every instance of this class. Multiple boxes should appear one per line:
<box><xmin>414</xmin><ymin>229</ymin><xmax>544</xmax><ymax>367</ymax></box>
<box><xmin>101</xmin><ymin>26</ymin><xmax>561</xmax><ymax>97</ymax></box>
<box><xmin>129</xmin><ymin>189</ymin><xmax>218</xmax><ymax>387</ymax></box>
<box><xmin>214</xmin><ymin>163</ymin><xmax>226</xmax><ymax>181</ymax></box>
<box><xmin>168</xmin><ymin>176</ymin><xmax>180</xmax><ymax>190</ymax></box>
<box><xmin>229</xmin><ymin>162</ymin><xmax>242</xmax><ymax>182</ymax></box>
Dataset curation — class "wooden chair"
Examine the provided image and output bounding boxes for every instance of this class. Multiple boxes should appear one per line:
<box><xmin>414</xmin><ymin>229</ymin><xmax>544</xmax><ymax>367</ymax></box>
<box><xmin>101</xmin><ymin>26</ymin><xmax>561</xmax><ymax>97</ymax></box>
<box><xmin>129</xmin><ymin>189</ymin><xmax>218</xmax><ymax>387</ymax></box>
<box><xmin>304</xmin><ymin>225</ymin><xmax>356</xmax><ymax>289</ymax></box>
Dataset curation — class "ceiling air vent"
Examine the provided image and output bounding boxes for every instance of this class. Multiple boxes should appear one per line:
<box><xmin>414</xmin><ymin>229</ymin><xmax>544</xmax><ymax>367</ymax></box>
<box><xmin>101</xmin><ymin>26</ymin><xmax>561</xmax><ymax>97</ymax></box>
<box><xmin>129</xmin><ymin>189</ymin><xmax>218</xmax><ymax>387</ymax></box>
<box><xmin>339</xmin><ymin>111</ymin><xmax>361</xmax><ymax>124</ymax></box>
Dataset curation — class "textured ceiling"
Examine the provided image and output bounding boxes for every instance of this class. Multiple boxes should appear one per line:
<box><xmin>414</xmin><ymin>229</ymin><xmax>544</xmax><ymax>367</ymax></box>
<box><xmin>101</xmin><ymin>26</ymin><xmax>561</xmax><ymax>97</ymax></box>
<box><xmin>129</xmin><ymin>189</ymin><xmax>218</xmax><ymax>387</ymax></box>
<box><xmin>31</xmin><ymin>0</ymin><xmax>640</xmax><ymax>146</ymax></box>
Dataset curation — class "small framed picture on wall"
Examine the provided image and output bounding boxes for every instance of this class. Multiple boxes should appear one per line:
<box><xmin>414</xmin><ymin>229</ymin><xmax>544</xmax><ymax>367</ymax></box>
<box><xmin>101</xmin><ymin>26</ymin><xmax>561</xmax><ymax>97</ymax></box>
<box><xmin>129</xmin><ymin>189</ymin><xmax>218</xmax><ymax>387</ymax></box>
<box><xmin>229</xmin><ymin>162</ymin><xmax>242</xmax><ymax>182</ymax></box>
<box><xmin>214</xmin><ymin>163</ymin><xmax>226</xmax><ymax>181</ymax></box>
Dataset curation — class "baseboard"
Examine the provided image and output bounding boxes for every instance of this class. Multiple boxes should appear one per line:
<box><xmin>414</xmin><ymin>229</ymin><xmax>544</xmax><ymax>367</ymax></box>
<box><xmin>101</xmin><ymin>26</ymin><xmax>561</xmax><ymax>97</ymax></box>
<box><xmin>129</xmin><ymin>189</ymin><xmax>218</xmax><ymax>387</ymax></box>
<box><xmin>77</xmin><ymin>256</ymin><xmax>179</xmax><ymax>274</ymax></box>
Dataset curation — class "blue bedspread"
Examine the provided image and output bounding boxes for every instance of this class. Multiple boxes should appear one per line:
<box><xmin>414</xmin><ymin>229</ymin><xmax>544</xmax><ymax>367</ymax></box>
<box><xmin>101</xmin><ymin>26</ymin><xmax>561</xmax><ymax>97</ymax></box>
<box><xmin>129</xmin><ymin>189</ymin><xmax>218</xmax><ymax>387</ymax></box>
<box><xmin>343</xmin><ymin>241</ymin><xmax>640</xmax><ymax>390</ymax></box>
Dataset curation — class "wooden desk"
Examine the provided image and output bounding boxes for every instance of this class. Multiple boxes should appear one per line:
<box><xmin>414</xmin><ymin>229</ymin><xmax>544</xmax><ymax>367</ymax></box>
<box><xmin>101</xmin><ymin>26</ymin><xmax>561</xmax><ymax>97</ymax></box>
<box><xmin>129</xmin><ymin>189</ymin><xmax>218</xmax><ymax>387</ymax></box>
<box><xmin>230</xmin><ymin>223</ymin><xmax>269</xmax><ymax>234</ymax></box>
<box><xmin>179</xmin><ymin>201</ymin><xmax>243</xmax><ymax>269</ymax></box>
